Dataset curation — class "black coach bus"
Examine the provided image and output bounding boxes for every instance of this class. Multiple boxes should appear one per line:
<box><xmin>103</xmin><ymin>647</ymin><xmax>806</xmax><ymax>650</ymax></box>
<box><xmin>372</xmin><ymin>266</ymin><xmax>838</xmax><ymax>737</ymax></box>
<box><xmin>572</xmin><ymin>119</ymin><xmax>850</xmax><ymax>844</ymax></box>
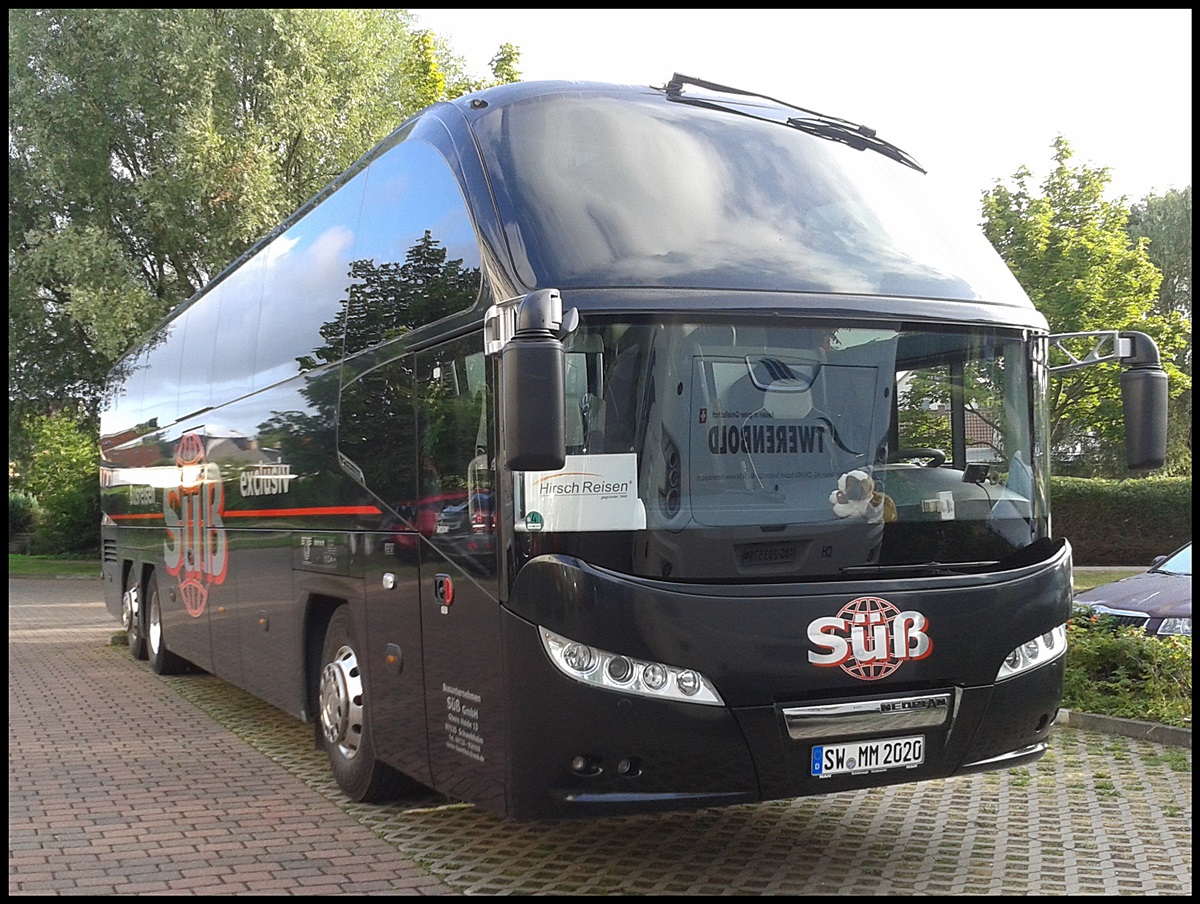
<box><xmin>100</xmin><ymin>75</ymin><xmax>1167</xmax><ymax>820</ymax></box>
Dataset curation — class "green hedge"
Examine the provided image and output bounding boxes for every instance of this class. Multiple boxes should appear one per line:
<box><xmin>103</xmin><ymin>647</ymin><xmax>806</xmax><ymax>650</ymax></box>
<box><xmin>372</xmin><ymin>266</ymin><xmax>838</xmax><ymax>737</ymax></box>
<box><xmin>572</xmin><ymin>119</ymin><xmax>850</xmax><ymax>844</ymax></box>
<box><xmin>1050</xmin><ymin>476</ymin><xmax>1192</xmax><ymax>566</ymax></box>
<box><xmin>9</xmin><ymin>491</ymin><xmax>38</xmax><ymax>536</ymax></box>
<box><xmin>1065</xmin><ymin>603</ymin><xmax>1191</xmax><ymax>728</ymax></box>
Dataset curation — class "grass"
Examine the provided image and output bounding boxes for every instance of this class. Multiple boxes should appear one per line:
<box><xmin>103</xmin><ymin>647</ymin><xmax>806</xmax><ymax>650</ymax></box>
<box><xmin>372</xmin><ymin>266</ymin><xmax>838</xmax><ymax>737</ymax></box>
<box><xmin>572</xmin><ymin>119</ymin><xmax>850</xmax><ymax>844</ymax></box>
<box><xmin>1072</xmin><ymin>568</ymin><xmax>1143</xmax><ymax>594</ymax></box>
<box><xmin>8</xmin><ymin>553</ymin><xmax>101</xmax><ymax>577</ymax></box>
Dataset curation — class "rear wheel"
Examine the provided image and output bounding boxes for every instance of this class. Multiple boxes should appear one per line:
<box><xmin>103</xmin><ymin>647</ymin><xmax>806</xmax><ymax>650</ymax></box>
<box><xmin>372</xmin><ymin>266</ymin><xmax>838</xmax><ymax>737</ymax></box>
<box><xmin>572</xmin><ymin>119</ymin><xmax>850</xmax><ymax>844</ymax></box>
<box><xmin>123</xmin><ymin>569</ymin><xmax>147</xmax><ymax>661</ymax></box>
<box><xmin>146</xmin><ymin>572</ymin><xmax>189</xmax><ymax>675</ymax></box>
<box><xmin>318</xmin><ymin>607</ymin><xmax>410</xmax><ymax>802</ymax></box>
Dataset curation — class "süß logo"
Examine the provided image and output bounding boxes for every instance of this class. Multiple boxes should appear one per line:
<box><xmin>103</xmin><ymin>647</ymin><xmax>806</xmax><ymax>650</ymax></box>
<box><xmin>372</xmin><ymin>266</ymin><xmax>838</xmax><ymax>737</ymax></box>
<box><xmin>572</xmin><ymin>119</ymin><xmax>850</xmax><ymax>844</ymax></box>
<box><xmin>163</xmin><ymin>432</ymin><xmax>228</xmax><ymax>618</ymax></box>
<box><xmin>807</xmin><ymin>596</ymin><xmax>931</xmax><ymax>681</ymax></box>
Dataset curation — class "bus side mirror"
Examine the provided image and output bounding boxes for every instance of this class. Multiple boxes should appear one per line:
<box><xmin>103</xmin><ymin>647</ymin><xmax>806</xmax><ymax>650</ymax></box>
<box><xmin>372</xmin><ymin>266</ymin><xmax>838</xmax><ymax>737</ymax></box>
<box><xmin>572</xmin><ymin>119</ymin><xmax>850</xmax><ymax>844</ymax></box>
<box><xmin>1119</xmin><ymin>331</ymin><xmax>1168</xmax><ymax>471</ymax></box>
<box><xmin>501</xmin><ymin>289</ymin><xmax>575</xmax><ymax>472</ymax></box>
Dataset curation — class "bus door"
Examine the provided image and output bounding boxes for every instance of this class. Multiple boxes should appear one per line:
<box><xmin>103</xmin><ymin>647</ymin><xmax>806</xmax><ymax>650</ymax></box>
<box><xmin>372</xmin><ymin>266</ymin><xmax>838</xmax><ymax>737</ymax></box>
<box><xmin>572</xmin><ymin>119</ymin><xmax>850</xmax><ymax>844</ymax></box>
<box><xmin>415</xmin><ymin>338</ymin><xmax>507</xmax><ymax>814</ymax></box>
<box><xmin>336</xmin><ymin>349</ymin><xmax>432</xmax><ymax>786</ymax></box>
<box><xmin>356</xmin><ymin>529</ymin><xmax>431</xmax><ymax>787</ymax></box>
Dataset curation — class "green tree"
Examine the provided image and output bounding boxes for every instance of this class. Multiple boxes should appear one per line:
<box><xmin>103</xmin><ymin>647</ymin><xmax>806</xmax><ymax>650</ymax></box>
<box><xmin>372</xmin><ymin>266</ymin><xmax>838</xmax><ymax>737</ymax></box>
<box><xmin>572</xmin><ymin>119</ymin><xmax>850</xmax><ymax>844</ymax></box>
<box><xmin>980</xmin><ymin>137</ymin><xmax>1190</xmax><ymax>476</ymax></box>
<box><xmin>20</xmin><ymin>411</ymin><xmax>102</xmax><ymax>555</ymax></box>
<box><xmin>8</xmin><ymin>8</ymin><xmax>518</xmax><ymax>444</ymax></box>
<box><xmin>1127</xmin><ymin>187</ymin><xmax>1192</xmax><ymax>330</ymax></box>
<box><xmin>1127</xmin><ymin>187</ymin><xmax>1192</xmax><ymax>470</ymax></box>
<box><xmin>10</xmin><ymin>9</ymin><xmax>520</xmax><ymax>551</ymax></box>
<box><xmin>488</xmin><ymin>42</ymin><xmax>522</xmax><ymax>85</ymax></box>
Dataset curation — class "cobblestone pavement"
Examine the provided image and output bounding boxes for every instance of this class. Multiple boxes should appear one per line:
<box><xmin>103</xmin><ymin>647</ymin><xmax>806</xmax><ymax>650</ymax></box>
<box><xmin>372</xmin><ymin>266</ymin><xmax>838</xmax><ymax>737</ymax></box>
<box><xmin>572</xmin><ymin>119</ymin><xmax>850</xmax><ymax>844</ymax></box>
<box><xmin>9</xmin><ymin>578</ymin><xmax>1192</xmax><ymax>895</ymax></box>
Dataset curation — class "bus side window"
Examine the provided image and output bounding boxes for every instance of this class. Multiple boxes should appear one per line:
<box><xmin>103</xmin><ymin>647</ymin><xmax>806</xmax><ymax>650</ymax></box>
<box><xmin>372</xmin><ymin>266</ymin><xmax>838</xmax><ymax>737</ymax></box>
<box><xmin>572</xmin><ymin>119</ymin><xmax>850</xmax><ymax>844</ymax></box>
<box><xmin>337</xmin><ymin>350</ymin><xmax>418</xmax><ymax>516</ymax></box>
<box><xmin>138</xmin><ymin>319</ymin><xmax>186</xmax><ymax>429</ymax></box>
<box><xmin>417</xmin><ymin>338</ymin><xmax>495</xmax><ymax>576</ymax></box>
<box><xmin>602</xmin><ymin>333</ymin><xmax>644</xmax><ymax>454</ymax></box>
<box><xmin>347</xmin><ymin>140</ymin><xmax>483</xmax><ymax>345</ymax></box>
<box><xmin>257</xmin><ymin>167</ymin><xmax>370</xmax><ymax>387</ymax></box>
<box><xmin>210</xmin><ymin>260</ymin><xmax>266</xmax><ymax>403</ymax></box>
<box><xmin>564</xmin><ymin>334</ymin><xmax>605</xmax><ymax>454</ymax></box>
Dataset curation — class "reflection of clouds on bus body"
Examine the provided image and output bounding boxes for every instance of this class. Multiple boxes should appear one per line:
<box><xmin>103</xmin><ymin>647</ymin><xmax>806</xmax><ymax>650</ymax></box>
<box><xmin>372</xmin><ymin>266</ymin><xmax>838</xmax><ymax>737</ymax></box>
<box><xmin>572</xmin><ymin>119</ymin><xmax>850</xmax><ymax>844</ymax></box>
<box><xmin>254</xmin><ymin>223</ymin><xmax>359</xmax><ymax>387</ymax></box>
<box><xmin>356</xmin><ymin>141</ymin><xmax>479</xmax><ymax>269</ymax></box>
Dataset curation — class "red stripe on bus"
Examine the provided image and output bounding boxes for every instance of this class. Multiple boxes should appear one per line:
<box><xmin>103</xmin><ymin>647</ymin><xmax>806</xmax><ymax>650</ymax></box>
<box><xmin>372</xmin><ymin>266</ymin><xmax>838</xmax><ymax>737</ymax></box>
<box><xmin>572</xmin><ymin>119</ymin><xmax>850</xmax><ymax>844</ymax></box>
<box><xmin>110</xmin><ymin>505</ymin><xmax>382</xmax><ymax>522</ymax></box>
<box><xmin>224</xmin><ymin>506</ymin><xmax>383</xmax><ymax>518</ymax></box>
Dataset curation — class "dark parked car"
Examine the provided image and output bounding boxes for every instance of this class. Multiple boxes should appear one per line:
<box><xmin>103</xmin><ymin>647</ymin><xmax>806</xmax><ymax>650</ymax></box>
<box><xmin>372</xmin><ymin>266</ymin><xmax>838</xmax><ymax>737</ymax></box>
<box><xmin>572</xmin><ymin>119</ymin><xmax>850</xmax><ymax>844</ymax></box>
<box><xmin>434</xmin><ymin>491</ymin><xmax>495</xmax><ymax>537</ymax></box>
<box><xmin>1074</xmin><ymin>542</ymin><xmax>1192</xmax><ymax>637</ymax></box>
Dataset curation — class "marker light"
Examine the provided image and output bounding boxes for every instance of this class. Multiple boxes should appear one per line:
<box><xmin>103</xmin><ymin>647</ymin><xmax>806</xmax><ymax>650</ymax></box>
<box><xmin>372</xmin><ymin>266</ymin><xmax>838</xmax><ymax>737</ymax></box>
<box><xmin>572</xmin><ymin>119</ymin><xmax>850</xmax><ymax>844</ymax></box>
<box><xmin>996</xmin><ymin>624</ymin><xmax>1068</xmax><ymax>682</ymax></box>
<box><xmin>540</xmin><ymin>627</ymin><xmax>724</xmax><ymax>705</ymax></box>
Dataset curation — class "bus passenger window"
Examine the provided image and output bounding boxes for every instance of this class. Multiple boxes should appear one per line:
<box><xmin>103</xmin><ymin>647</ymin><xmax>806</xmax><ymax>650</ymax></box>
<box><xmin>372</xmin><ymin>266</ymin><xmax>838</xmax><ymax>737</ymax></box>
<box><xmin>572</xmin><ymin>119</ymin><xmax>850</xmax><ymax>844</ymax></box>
<box><xmin>417</xmin><ymin>338</ymin><xmax>495</xmax><ymax>577</ymax></box>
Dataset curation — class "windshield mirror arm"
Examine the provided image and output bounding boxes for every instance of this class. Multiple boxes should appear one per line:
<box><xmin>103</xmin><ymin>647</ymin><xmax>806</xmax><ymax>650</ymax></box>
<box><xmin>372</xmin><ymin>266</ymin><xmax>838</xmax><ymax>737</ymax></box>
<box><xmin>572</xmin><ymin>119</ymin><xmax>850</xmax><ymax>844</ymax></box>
<box><xmin>1048</xmin><ymin>330</ymin><xmax>1168</xmax><ymax>470</ymax></box>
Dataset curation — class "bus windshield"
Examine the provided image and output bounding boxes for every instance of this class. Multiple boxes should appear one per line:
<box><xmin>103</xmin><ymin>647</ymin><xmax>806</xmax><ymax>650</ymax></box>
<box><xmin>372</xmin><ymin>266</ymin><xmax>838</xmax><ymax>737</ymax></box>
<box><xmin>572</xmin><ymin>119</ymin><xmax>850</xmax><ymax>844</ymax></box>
<box><xmin>514</xmin><ymin>315</ymin><xmax>1048</xmax><ymax>581</ymax></box>
<box><xmin>473</xmin><ymin>90</ymin><xmax>1030</xmax><ymax>308</ymax></box>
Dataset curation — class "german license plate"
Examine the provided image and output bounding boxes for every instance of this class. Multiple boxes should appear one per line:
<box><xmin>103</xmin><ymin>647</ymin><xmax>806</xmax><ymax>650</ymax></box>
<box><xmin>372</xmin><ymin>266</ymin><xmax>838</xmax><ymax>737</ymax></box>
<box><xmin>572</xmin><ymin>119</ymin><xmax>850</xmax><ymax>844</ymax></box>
<box><xmin>811</xmin><ymin>735</ymin><xmax>924</xmax><ymax>777</ymax></box>
<box><xmin>739</xmin><ymin>543</ymin><xmax>797</xmax><ymax>567</ymax></box>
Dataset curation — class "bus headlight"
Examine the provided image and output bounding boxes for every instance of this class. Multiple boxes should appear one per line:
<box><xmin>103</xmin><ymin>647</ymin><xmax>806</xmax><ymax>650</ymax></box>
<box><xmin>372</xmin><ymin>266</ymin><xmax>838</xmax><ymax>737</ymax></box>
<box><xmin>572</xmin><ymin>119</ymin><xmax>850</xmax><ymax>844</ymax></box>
<box><xmin>540</xmin><ymin>627</ymin><xmax>724</xmax><ymax>705</ymax></box>
<box><xmin>561</xmin><ymin>641</ymin><xmax>595</xmax><ymax>673</ymax></box>
<box><xmin>995</xmin><ymin>624</ymin><xmax>1067</xmax><ymax>682</ymax></box>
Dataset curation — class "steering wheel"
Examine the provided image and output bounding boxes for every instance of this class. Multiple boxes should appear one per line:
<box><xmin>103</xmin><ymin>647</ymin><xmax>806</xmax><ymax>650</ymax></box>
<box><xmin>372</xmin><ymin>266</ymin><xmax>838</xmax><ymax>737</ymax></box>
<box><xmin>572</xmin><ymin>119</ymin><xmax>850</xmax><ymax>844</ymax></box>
<box><xmin>887</xmin><ymin>447</ymin><xmax>947</xmax><ymax>468</ymax></box>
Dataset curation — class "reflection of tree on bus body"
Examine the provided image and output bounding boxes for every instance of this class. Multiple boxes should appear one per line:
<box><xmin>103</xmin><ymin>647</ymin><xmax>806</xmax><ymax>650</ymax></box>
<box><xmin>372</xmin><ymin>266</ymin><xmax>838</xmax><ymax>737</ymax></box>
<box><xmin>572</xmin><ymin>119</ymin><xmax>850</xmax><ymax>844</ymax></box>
<box><xmin>300</xmin><ymin>230</ymin><xmax>479</xmax><ymax>368</ymax></box>
<box><xmin>264</xmin><ymin>230</ymin><xmax>482</xmax><ymax>525</ymax></box>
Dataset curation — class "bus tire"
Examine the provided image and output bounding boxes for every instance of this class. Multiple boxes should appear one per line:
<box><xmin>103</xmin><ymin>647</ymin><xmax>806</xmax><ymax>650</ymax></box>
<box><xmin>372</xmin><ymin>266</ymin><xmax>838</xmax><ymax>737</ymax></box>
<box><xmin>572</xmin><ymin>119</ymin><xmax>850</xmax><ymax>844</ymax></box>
<box><xmin>318</xmin><ymin>607</ymin><xmax>408</xmax><ymax>802</ymax></box>
<box><xmin>123</xmin><ymin>569</ymin><xmax>148</xmax><ymax>661</ymax></box>
<box><xmin>146</xmin><ymin>572</ymin><xmax>189</xmax><ymax>676</ymax></box>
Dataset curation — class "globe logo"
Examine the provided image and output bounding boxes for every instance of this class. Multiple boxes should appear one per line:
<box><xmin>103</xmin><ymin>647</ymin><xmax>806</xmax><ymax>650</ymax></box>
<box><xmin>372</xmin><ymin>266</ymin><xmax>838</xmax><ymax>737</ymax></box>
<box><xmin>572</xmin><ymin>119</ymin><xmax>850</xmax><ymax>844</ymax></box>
<box><xmin>807</xmin><ymin>597</ymin><xmax>932</xmax><ymax>680</ymax></box>
<box><xmin>836</xmin><ymin>596</ymin><xmax>904</xmax><ymax>680</ymax></box>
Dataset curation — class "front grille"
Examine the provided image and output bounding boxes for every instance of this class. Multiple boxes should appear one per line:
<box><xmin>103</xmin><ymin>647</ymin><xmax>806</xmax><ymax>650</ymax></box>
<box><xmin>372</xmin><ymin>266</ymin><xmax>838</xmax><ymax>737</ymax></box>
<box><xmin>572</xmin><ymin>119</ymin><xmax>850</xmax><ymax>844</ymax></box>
<box><xmin>782</xmin><ymin>691</ymin><xmax>954</xmax><ymax>741</ymax></box>
<box><xmin>1106</xmin><ymin>614</ymin><xmax>1149</xmax><ymax>629</ymax></box>
<box><xmin>1090</xmin><ymin>606</ymin><xmax>1150</xmax><ymax>629</ymax></box>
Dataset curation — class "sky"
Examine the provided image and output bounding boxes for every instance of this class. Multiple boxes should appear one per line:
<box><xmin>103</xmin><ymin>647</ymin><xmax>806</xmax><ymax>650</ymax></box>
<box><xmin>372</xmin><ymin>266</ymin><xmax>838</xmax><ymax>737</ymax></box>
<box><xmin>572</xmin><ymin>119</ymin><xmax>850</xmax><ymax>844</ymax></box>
<box><xmin>408</xmin><ymin>8</ymin><xmax>1191</xmax><ymax>222</ymax></box>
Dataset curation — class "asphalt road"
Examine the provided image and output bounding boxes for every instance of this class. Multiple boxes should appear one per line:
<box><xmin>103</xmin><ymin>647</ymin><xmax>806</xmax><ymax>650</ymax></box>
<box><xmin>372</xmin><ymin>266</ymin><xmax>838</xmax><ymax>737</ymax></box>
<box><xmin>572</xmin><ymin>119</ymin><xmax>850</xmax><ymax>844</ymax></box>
<box><xmin>9</xmin><ymin>577</ymin><xmax>1192</xmax><ymax>895</ymax></box>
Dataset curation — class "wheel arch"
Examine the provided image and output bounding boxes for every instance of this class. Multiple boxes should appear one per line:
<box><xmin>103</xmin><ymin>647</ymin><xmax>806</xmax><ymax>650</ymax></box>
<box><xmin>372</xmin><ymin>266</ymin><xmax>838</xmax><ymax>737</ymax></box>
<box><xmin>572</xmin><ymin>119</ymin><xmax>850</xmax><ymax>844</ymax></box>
<box><xmin>303</xmin><ymin>593</ymin><xmax>348</xmax><ymax>728</ymax></box>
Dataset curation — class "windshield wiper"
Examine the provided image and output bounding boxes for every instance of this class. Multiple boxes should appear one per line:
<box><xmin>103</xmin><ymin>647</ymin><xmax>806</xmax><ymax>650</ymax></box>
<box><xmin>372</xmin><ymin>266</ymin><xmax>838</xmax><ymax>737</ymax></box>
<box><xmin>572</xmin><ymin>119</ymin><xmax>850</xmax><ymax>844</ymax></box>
<box><xmin>784</xmin><ymin>118</ymin><xmax>926</xmax><ymax>173</ymax></box>
<box><xmin>663</xmin><ymin>73</ymin><xmax>926</xmax><ymax>174</ymax></box>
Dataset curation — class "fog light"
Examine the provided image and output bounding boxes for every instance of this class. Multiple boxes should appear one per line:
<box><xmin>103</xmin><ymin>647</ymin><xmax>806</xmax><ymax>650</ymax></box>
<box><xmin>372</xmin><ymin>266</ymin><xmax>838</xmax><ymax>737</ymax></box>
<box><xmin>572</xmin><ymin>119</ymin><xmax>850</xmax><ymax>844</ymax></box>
<box><xmin>570</xmin><ymin>755</ymin><xmax>601</xmax><ymax>776</ymax></box>
<box><xmin>617</xmin><ymin>757</ymin><xmax>641</xmax><ymax>777</ymax></box>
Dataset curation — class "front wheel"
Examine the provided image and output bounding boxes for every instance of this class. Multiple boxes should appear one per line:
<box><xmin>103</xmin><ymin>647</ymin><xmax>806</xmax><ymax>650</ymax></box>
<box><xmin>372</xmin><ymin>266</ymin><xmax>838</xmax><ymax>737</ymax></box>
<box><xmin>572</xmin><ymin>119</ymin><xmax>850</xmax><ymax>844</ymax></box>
<box><xmin>318</xmin><ymin>607</ymin><xmax>410</xmax><ymax>802</ymax></box>
<box><xmin>146</xmin><ymin>572</ymin><xmax>189</xmax><ymax>675</ymax></box>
